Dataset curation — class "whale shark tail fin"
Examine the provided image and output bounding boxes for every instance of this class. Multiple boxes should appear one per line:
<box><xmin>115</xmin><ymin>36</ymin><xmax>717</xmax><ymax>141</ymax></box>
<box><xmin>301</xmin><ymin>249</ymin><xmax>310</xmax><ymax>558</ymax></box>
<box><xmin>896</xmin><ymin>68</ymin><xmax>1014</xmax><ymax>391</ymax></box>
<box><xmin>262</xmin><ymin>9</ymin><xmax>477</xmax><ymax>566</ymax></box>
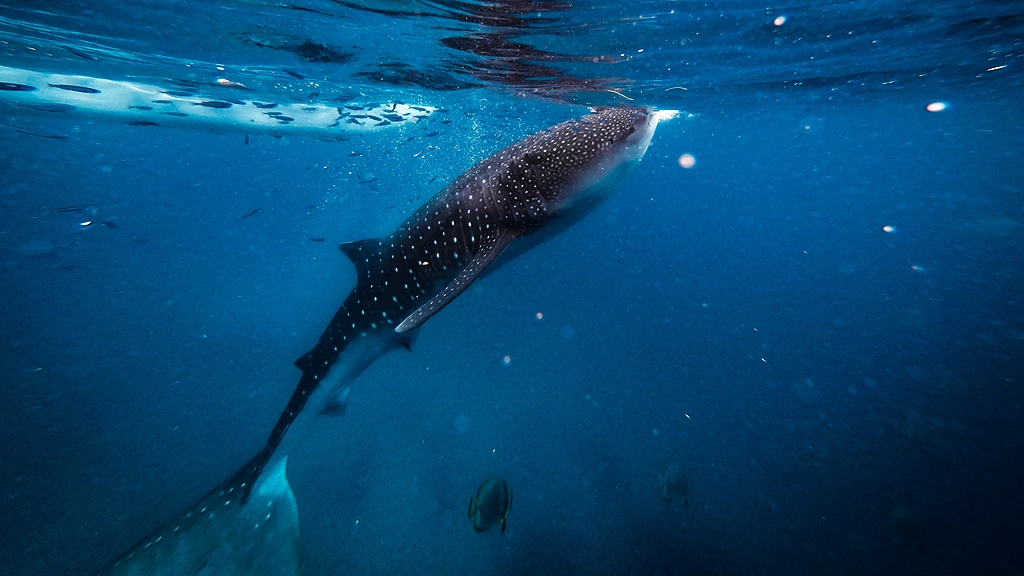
<box><xmin>98</xmin><ymin>455</ymin><xmax>301</xmax><ymax>576</ymax></box>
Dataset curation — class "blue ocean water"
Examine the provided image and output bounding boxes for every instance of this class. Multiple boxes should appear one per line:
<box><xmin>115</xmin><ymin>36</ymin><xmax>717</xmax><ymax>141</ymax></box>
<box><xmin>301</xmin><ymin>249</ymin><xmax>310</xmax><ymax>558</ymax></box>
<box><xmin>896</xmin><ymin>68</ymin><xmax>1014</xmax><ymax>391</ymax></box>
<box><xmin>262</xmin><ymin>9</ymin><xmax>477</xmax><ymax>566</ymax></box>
<box><xmin>1</xmin><ymin>1</ymin><xmax>1022</xmax><ymax>574</ymax></box>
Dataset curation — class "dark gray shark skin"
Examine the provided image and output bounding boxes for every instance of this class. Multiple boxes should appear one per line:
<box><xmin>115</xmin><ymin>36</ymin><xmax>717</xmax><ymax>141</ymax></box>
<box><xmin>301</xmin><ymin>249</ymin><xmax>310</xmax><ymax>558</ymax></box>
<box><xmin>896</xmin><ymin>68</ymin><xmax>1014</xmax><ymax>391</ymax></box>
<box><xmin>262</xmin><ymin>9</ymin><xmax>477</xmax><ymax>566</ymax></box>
<box><xmin>235</xmin><ymin>106</ymin><xmax>670</xmax><ymax>499</ymax></box>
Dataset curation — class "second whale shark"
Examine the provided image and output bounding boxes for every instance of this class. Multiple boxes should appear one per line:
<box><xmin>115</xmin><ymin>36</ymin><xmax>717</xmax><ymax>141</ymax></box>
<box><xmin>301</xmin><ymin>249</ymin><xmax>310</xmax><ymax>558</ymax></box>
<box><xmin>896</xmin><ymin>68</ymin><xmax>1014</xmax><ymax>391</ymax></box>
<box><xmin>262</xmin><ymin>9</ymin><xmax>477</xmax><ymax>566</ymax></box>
<box><xmin>97</xmin><ymin>105</ymin><xmax>676</xmax><ymax>573</ymax></box>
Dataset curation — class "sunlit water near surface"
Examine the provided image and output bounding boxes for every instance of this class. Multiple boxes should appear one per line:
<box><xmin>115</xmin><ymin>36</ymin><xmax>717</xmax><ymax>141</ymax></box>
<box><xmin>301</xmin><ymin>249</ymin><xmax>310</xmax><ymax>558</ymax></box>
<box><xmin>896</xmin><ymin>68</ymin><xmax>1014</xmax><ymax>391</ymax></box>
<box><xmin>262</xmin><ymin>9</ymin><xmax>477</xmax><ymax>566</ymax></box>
<box><xmin>1</xmin><ymin>1</ymin><xmax>1022</xmax><ymax>574</ymax></box>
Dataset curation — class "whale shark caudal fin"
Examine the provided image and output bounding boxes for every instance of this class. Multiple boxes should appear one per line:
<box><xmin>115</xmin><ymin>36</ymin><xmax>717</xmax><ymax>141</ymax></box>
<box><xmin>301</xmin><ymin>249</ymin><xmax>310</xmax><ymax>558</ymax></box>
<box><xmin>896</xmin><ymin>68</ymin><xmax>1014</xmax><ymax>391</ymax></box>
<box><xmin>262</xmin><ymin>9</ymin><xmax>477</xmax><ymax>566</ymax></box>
<box><xmin>97</xmin><ymin>455</ymin><xmax>301</xmax><ymax>576</ymax></box>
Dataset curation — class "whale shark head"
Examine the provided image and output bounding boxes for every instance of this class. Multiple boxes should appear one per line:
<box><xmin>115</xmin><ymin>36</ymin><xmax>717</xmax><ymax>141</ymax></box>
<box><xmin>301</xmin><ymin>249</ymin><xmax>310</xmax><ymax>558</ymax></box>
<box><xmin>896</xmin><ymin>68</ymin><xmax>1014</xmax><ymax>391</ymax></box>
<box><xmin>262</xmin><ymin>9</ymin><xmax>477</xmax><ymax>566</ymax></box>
<box><xmin>521</xmin><ymin>106</ymin><xmax>678</xmax><ymax>213</ymax></box>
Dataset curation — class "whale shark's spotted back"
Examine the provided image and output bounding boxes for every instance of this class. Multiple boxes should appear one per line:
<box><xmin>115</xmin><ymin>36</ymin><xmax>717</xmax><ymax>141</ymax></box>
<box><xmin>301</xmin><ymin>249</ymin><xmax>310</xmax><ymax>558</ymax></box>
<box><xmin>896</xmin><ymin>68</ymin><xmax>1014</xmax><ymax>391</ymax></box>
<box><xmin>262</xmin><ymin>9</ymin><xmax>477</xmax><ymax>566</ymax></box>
<box><xmin>308</xmin><ymin>106</ymin><xmax>661</xmax><ymax>352</ymax></box>
<box><xmin>446</xmin><ymin>106</ymin><xmax>659</xmax><ymax>232</ymax></box>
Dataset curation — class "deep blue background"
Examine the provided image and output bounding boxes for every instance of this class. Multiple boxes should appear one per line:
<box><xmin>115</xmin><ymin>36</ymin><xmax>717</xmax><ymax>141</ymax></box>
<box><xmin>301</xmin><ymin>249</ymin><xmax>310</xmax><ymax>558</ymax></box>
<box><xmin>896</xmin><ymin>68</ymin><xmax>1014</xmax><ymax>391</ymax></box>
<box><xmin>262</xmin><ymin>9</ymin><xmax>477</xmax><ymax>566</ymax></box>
<box><xmin>2</xmin><ymin>1</ymin><xmax>1023</xmax><ymax>574</ymax></box>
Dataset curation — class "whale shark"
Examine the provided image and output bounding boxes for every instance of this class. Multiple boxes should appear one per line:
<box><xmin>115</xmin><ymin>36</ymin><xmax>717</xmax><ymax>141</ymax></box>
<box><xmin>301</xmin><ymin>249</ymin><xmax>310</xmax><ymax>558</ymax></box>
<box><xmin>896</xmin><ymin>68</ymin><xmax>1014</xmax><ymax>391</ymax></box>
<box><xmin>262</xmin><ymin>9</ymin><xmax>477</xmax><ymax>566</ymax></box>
<box><xmin>95</xmin><ymin>105</ymin><xmax>676</xmax><ymax>573</ymax></box>
<box><xmin>97</xmin><ymin>456</ymin><xmax>301</xmax><ymax>576</ymax></box>
<box><xmin>238</xmin><ymin>105</ymin><xmax>678</xmax><ymax>495</ymax></box>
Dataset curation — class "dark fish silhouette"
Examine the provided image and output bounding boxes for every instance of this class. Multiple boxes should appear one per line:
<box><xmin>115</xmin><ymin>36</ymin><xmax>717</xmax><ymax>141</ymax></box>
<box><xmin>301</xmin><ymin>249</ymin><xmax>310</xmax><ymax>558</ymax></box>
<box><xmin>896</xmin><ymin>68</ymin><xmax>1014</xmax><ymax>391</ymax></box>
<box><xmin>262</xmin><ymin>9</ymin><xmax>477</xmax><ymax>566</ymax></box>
<box><xmin>64</xmin><ymin>46</ymin><xmax>96</xmax><ymax>61</ymax></box>
<box><xmin>195</xmin><ymin>101</ymin><xmax>232</xmax><ymax>109</ymax></box>
<box><xmin>47</xmin><ymin>205</ymin><xmax>97</xmax><ymax>214</ymax></box>
<box><xmin>48</xmin><ymin>83</ymin><xmax>100</xmax><ymax>94</ymax></box>
<box><xmin>1</xmin><ymin>82</ymin><xmax>35</xmax><ymax>92</ymax></box>
<box><xmin>16</xmin><ymin>128</ymin><xmax>67</xmax><ymax>140</ymax></box>
<box><xmin>469</xmin><ymin>476</ymin><xmax>513</xmax><ymax>533</ymax></box>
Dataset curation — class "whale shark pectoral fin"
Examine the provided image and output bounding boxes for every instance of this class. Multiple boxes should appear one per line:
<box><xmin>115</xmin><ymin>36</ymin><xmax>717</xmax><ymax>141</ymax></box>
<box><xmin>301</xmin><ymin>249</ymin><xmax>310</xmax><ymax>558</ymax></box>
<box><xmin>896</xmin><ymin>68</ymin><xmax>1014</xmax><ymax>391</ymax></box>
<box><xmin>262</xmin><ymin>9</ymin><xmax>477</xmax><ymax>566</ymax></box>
<box><xmin>320</xmin><ymin>384</ymin><xmax>351</xmax><ymax>416</ymax></box>
<box><xmin>395</xmin><ymin>227</ymin><xmax>518</xmax><ymax>333</ymax></box>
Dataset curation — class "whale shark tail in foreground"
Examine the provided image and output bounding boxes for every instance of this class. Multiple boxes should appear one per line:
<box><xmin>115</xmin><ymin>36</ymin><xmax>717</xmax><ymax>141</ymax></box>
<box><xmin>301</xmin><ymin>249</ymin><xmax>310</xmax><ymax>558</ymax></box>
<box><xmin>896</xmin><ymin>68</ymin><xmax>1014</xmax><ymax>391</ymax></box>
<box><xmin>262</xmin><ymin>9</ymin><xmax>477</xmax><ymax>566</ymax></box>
<box><xmin>97</xmin><ymin>456</ymin><xmax>301</xmax><ymax>576</ymax></box>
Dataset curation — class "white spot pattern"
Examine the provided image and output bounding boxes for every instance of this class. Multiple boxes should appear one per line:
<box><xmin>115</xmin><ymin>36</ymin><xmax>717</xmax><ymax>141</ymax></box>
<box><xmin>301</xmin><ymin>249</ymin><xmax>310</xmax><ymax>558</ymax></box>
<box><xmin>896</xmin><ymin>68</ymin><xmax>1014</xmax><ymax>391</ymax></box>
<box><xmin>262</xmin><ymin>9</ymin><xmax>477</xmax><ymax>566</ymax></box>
<box><xmin>300</xmin><ymin>107</ymin><xmax>652</xmax><ymax>377</ymax></box>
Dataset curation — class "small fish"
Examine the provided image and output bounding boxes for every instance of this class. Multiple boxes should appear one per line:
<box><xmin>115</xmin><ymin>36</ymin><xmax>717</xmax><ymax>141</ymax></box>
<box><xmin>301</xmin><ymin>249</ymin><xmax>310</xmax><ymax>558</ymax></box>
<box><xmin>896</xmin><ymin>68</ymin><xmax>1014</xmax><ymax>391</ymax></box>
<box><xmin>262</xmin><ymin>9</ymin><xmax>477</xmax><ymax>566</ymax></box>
<box><xmin>161</xmin><ymin>112</ymin><xmax>188</xmax><ymax>117</ymax></box>
<box><xmin>344</xmin><ymin>104</ymin><xmax>364</xmax><ymax>111</ymax></box>
<box><xmin>48</xmin><ymin>205</ymin><xmax>98</xmax><ymax>214</ymax></box>
<box><xmin>265</xmin><ymin>111</ymin><xmax>282</xmax><ymax>117</ymax></box>
<box><xmin>20</xmin><ymin>103</ymin><xmax>74</xmax><ymax>113</ymax></box>
<box><xmin>128</xmin><ymin>105</ymin><xmax>153</xmax><ymax>110</ymax></box>
<box><xmin>658</xmin><ymin>461</ymin><xmax>688</xmax><ymax>506</ymax></box>
<box><xmin>16</xmin><ymin>128</ymin><xmax>67</xmax><ymax>140</ymax></box>
<box><xmin>382</xmin><ymin>114</ymin><xmax>404</xmax><ymax>122</ymax></box>
<box><xmin>254</xmin><ymin>102</ymin><xmax>278</xmax><ymax>109</ymax></box>
<box><xmin>128</xmin><ymin>121</ymin><xmax>160</xmax><ymax>127</ymax></box>
<box><xmin>194</xmin><ymin>101</ymin><xmax>232</xmax><ymax>109</ymax></box>
<box><xmin>283</xmin><ymin>69</ymin><xmax>304</xmax><ymax>79</ymax></box>
<box><xmin>0</xmin><ymin>82</ymin><xmax>35</xmax><ymax>92</ymax></box>
<box><xmin>64</xmin><ymin>46</ymin><xmax>96</xmax><ymax>61</ymax></box>
<box><xmin>101</xmin><ymin>220</ymin><xmax>120</xmax><ymax>229</ymax></box>
<box><xmin>308</xmin><ymin>237</ymin><xmax>326</xmax><ymax>243</ymax></box>
<box><xmin>427</xmin><ymin>175</ymin><xmax>438</xmax><ymax>184</ymax></box>
<box><xmin>410</xmin><ymin>105</ymin><xmax>429</xmax><ymax>112</ymax></box>
<box><xmin>413</xmin><ymin>149</ymin><xmax>425</xmax><ymax>158</ymax></box>
<box><xmin>162</xmin><ymin>90</ymin><xmax>195</xmax><ymax>97</ymax></box>
<box><xmin>357</xmin><ymin>175</ymin><xmax>377</xmax><ymax>184</ymax></box>
<box><xmin>166</xmin><ymin>79</ymin><xmax>200</xmax><ymax>88</ymax></box>
<box><xmin>276</xmin><ymin>116</ymin><xmax>294</xmax><ymax>121</ymax></box>
<box><xmin>53</xmin><ymin>264</ymin><xmax>82</xmax><ymax>271</ymax></box>
<box><xmin>374</xmin><ymin>120</ymin><xmax>390</xmax><ymax>127</ymax></box>
<box><xmin>48</xmin><ymin>84</ymin><xmax>100</xmax><ymax>94</ymax></box>
<box><xmin>424</xmin><ymin>131</ymin><xmax>440</xmax><ymax>137</ymax></box>
<box><xmin>151</xmin><ymin>99</ymin><xmax>172</xmax><ymax>104</ymax></box>
<box><xmin>240</xmin><ymin>208</ymin><xmax>262</xmax><ymax>219</ymax></box>
<box><xmin>244</xmin><ymin>133</ymin><xmax>250</xmax><ymax>146</ymax></box>
<box><xmin>468</xmin><ymin>476</ymin><xmax>513</xmax><ymax>534</ymax></box>
<box><xmin>346</xmin><ymin>118</ymin><xmax>363</xmax><ymax>125</ymax></box>
<box><xmin>367</xmin><ymin>114</ymin><xmax>382</xmax><ymax>121</ymax></box>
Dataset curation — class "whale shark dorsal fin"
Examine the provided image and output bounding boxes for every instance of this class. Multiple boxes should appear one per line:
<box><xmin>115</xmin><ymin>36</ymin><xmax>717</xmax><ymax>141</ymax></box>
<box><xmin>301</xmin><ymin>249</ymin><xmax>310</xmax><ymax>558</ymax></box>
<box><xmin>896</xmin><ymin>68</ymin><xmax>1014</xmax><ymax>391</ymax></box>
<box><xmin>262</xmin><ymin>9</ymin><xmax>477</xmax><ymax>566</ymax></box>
<box><xmin>339</xmin><ymin>238</ymin><xmax>381</xmax><ymax>278</ymax></box>
<box><xmin>395</xmin><ymin>228</ymin><xmax>518</xmax><ymax>333</ymax></box>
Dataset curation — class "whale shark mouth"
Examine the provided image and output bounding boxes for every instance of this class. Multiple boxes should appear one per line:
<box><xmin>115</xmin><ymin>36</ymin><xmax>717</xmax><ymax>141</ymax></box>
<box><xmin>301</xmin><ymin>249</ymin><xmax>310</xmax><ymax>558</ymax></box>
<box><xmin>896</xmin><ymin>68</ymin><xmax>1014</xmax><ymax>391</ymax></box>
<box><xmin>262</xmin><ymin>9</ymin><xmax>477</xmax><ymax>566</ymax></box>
<box><xmin>0</xmin><ymin>65</ymin><xmax>436</xmax><ymax>135</ymax></box>
<box><xmin>652</xmin><ymin>109</ymin><xmax>681</xmax><ymax>123</ymax></box>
